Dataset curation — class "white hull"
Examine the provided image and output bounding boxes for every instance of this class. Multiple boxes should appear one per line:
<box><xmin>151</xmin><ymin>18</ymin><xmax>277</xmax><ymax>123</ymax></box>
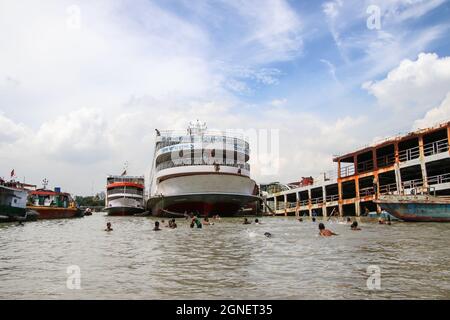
<box><xmin>157</xmin><ymin>173</ymin><xmax>256</xmax><ymax>196</ymax></box>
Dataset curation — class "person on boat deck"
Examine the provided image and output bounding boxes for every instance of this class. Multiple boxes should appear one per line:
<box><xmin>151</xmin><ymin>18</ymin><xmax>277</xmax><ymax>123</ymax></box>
<box><xmin>243</xmin><ymin>218</ymin><xmax>251</xmax><ymax>225</ymax></box>
<box><xmin>153</xmin><ymin>221</ymin><xmax>161</xmax><ymax>231</ymax></box>
<box><xmin>350</xmin><ymin>221</ymin><xmax>361</xmax><ymax>231</ymax></box>
<box><xmin>318</xmin><ymin>223</ymin><xmax>337</xmax><ymax>236</ymax></box>
<box><xmin>105</xmin><ymin>222</ymin><xmax>113</xmax><ymax>232</ymax></box>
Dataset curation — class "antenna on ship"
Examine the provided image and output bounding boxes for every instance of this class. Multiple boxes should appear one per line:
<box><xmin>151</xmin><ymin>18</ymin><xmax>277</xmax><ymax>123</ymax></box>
<box><xmin>42</xmin><ymin>178</ymin><xmax>48</xmax><ymax>189</ymax></box>
<box><xmin>188</xmin><ymin>119</ymin><xmax>207</xmax><ymax>136</ymax></box>
<box><xmin>121</xmin><ymin>161</ymin><xmax>129</xmax><ymax>176</ymax></box>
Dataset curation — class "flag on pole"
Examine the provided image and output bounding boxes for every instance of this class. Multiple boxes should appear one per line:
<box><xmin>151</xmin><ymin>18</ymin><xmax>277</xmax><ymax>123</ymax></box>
<box><xmin>10</xmin><ymin>169</ymin><xmax>15</xmax><ymax>178</ymax></box>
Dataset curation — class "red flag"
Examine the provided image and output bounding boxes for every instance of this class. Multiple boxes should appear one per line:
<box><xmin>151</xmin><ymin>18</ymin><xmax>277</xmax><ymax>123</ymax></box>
<box><xmin>10</xmin><ymin>169</ymin><xmax>14</xmax><ymax>178</ymax></box>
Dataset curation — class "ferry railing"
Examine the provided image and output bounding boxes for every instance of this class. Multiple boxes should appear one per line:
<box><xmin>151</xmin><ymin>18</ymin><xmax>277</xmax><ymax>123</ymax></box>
<box><xmin>423</xmin><ymin>138</ymin><xmax>449</xmax><ymax>157</ymax></box>
<box><xmin>357</xmin><ymin>159</ymin><xmax>374</xmax><ymax>173</ymax></box>
<box><xmin>311</xmin><ymin>197</ymin><xmax>323</xmax><ymax>205</ymax></box>
<box><xmin>286</xmin><ymin>202</ymin><xmax>297</xmax><ymax>208</ymax></box>
<box><xmin>376</xmin><ymin>154</ymin><xmax>395</xmax><ymax>167</ymax></box>
<box><xmin>299</xmin><ymin>200</ymin><xmax>309</xmax><ymax>206</ymax></box>
<box><xmin>427</xmin><ymin>173</ymin><xmax>450</xmax><ymax>185</ymax></box>
<box><xmin>401</xmin><ymin>178</ymin><xmax>424</xmax><ymax>190</ymax></box>
<box><xmin>379</xmin><ymin>183</ymin><xmax>398</xmax><ymax>194</ymax></box>
<box><xmin>325</xmin><ymin>194</ymin><xmax>339</xmax><ymax>202</ymax></box>
<box><xmin>107</xmin><ymin>189</ymin><xmax>144</xmax><ymax>196</ymax></box>
<box><xmin>156</xmin><ymin>160</ymin><xmax>250</xmax><ymax>172</ymax></box>
<box><xmin>340</xmin><ymin>165</ymin><xmax>355</xmax><ymax>177</ymax></box>
<box><xmin>277</xmin><ymin>202</ymin><xmax>286</xmax><ymax>210</ymax></box>
<box><xmin>359</xmin><ymin>187</ymin><xmax>375</xmax><ymax>197</ymax></box>
<box><xmin>399</xmin><ymin>146</ymin><xmax>420</xmax><ymax>162</ymax></box>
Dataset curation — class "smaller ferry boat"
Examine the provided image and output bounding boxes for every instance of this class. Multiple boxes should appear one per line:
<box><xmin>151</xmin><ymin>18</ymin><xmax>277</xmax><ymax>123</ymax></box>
<box><xmin>375</xmin><ymin>194</ymin><xmax>450</xmax><ymax>222</ymax></box>
<box><xmin>0</xmin><ymin>179</ymin><xmax>37</xmax><ymax>222</ymax></box>
<box><xmin>105</xmin><ymin>173</ymin><xmax>145</xmax><ymax>216</ymax></box>
<box><xmin>27</xmin><ymin>180</ymin><xmax>82</xmax><ymax>219</ymax></box>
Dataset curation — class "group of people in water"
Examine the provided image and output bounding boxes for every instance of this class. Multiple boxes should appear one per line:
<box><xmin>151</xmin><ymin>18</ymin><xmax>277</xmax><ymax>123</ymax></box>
<box><xmin>104</xmin><ymin>213</ymin><xmax>393</xmax><ymax>236</ymax></box>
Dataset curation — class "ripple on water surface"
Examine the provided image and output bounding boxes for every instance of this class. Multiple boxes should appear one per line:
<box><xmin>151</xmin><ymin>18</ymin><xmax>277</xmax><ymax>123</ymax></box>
<box><xmin>0</xmin><ymin>215</ymin><xmax>449</xmax><ymax>299</ymax></box>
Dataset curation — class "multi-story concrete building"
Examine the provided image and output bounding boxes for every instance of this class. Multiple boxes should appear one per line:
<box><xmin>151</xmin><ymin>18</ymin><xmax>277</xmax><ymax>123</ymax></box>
<box><xmin>263</xmin><ymin>121</ymin><xmax>450</xmax><ymax>217</ymax></box>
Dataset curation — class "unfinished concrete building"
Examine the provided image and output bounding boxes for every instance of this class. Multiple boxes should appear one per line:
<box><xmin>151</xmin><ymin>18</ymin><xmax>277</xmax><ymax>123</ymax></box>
<box><xmin>263</xmin><ymin>121</ymin><xmax>450</xmax><ymax>216</ymax></box>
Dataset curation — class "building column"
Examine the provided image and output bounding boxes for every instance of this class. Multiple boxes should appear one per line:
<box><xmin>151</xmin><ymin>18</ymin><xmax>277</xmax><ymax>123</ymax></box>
<box><xmin>418</xmin><ymin>135</ymin><xmax>428</xmax><ymax>189</ymax></box>
<box><xmin>338</xmin><ymin>180</ymin><xmax>343</xmax><ymax>217</ymax></box>
<box><xmin>372</xmin><ymin>147</ymin><xmax>378</xmax><ymax>171</ymax></box>
<box><xmin>284</xmin><ymin>194</ymin><xmax>287</xmax><ymax>216</ymax></box>
<box><xmin>308</xmin><ymin>188</ymin><xmax>312</xmax><ymax>217</ymax></box>
<box><xmin>274</xmin><ymin>196</ymin><xmax>278</xmax><ymax>213</ymax></box>
<box><xmin>394</xmin><ymin>142</ymin><xmax>402</xmax><ymax>194</ymax></box>
<box><xmin>354</xmin><ymin>176</ymin><xmax>361</xmax><ymax>217</ymax></box>
<box><xmin>322</xmin><ymin>185</ymin><xmax>327</xmax><ymax>218</ymax></box>
<box><xmin>447</xmin><ymin>124</ymin><xmax>450</xmax><ymax>155</ymax></box>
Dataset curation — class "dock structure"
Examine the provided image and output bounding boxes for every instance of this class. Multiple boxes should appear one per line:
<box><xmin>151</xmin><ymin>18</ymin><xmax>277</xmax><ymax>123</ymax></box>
<box><xmin>262</xmin><ymin>121</ymin><xmax>450</xmax><ymax>217</ymax></box>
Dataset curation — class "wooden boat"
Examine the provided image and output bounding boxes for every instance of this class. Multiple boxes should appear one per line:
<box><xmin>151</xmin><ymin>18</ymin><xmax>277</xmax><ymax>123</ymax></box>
<box><xmin>27</xmin><ymin>188</ymin><xmax>83</xmax><ymax>219</ymax></box>
<box><xmin>375</xmin><ymin>194</ymin><xmax>450</xmax><ymax>222</ymax></box>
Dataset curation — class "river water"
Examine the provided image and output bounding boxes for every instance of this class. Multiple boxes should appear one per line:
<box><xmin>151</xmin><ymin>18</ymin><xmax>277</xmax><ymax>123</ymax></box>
<box><xmin>0</xmin><ymin>214</ymin><xmax>449</xmax><ymax>299</ymax></box>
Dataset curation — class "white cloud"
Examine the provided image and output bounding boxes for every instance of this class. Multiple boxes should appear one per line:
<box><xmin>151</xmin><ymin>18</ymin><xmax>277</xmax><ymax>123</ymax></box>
<box><xmin>34</xmin><ymin>108</ymin><xmax>113</xmax><ymax>164</ymax></box>
<box><xmin>224</xmin><ymin>0</ymin><xmax>303</xmax><ymax>63</ymax></box>
<box><xmin>270</xmin><ymin>98</ymin><xmax>287</xmax><ymax>107</ymax></box>
<box><xmin>363</xmin><ymin>53</ymin><xmax>450</xmax><ymax>116</ymax></box>
<box><xmin>0</xmin><ymin>113</ymin><xmax>30</xmax><ymax>144</ymax></box>
<box><xmin>413</xmin><ymin>92</ymin><xmax>450</xmax><ymax>129</ymax></box>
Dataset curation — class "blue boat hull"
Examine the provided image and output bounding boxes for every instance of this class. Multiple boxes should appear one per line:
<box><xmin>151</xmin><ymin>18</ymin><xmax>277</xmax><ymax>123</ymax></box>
<box><xmin>377</xmin><ymin>201</ymin><xmax>450</xmax><ymax>222</ymax></box>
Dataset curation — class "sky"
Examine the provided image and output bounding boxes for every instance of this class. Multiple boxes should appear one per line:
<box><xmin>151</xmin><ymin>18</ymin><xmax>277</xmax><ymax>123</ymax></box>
<box><xmin>1</xmin><ymin>0</ymin><xmax>450</xmax><ymax>195</ymax></box>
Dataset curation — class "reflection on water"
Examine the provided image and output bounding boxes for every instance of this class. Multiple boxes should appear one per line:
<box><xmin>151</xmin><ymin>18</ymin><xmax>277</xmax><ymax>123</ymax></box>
<box><xmin>0</xmin><ymin>214</ymin><xmax>449</xmax><ymax>299</ymax></box>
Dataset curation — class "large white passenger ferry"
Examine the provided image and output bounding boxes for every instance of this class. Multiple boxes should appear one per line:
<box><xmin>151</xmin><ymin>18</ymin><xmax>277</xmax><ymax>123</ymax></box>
<box><xmin>147</xmin><ymin>121</ymin><xmax>259</xmax><ymax>217</ymax></box>
<box><xmin>105</xmin><ymin>174</ymin><xmax>145</xmax><ymax>216</ymax></box>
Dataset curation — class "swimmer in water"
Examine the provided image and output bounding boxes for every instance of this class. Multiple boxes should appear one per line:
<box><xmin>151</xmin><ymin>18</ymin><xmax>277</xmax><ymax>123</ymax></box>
<box><xmin>350</xmin><ymin>221</ymin><xmax>361</xmax><ymax>231</ymax></box>
<box><xmin>243</xmin><ymin>218</ymin><xmax>251</xmax><ymax>225</ymax></box>
<box><xmin>153</xmin><ymin>221</ymin><xmax>161</xmax><ymax>231</ymax></box>
<box><xmin>264</xmin><ymin>232</ymin><xmax>272</xmax><ymax>238</ymax></box>
<box><xmin>318</xmin><ymin>223</ymin><xmax>337</xmax><ymax>236</ymax></box>
<box><xmin>203</xmin><ymin>217</ymin><xmax>212</xmax><ymax>225</ymax></box>
<box><xmin>255</xmin><ymin>218</ymin><xmax>262</xmax><ymax>224</ymax></box>
<box><xmin>191</xmin><ymin>217</ymin><xmax>202</xmax><ymax>228</ymax></box>
<box><xmin>346</xmin><ymin>217</ymin><xmax>352</xmax><ymax>223</ymax></box>
<box><xmin>312</xmin><ymin>217</ymin><xmax>316</xmax><ymax>222</ymax></box>
<box><xmin>170</xmin><ymin>218</ymin><xmax>177</xmax><ymax>229</ymax></box>
<box><xmin>298</xmin><ymin>217</ymin><xmax>303</xmax><ymax>222</ymax></box>
<box><xmin>105</xmin><ymin>222</ymin><xmax>113</xmax><ymax>232</ymax></box>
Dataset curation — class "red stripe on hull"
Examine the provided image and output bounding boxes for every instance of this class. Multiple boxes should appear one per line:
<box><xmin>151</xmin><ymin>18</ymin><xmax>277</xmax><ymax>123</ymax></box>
<box><xmin>30</xmin><ymin>208</ymin><xmax>80</xmax><ymax>219</ymax></box>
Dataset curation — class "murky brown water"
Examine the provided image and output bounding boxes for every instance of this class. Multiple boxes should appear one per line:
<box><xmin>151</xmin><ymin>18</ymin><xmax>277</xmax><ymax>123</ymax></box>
<box><xmin>0</xmin><ymin>214</ymin><xmax>449</xmax><ymax>299</ymax></box>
